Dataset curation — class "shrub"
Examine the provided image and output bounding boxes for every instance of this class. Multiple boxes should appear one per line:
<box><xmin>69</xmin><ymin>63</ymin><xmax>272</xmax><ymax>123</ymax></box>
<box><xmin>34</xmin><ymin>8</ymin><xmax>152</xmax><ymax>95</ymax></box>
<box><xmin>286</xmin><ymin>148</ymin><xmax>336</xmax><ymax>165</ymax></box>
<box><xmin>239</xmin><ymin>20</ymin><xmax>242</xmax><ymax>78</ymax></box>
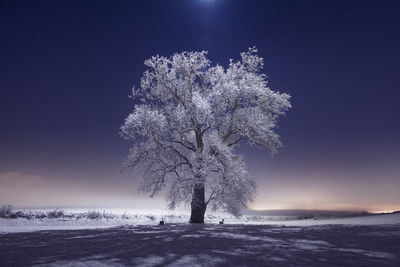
<box><xmin>47</xmin><ymin>209</ymin><xmax>65</xmax><ymax>218</ymax></box>
<box><xmin>101</xmin><ymin>211</ymin><xmax>114</xmax><ymax>220</ymax></box>
<box><xmin>0</xmin><ymin>205</ymin><xmax>13</xmax><ymax>218</ymax></box>
<box><xmin>86</xmin><ymin>210</ymin><xmax>114</xmax><ymax>220</ymax></box>
<box><xmin>86</xmin><ymin>210</ymin><xmax>102</xmax><ymax>219</ymax></box>
<box><xmin>121</xmin><ymin>212</ymin><xmax>130</xmax><ymax>219</ymax></box>
<box><xmin>35</xmin><ymin>213</ymin><xmax>47</xmax><ymax>219</ymax></box>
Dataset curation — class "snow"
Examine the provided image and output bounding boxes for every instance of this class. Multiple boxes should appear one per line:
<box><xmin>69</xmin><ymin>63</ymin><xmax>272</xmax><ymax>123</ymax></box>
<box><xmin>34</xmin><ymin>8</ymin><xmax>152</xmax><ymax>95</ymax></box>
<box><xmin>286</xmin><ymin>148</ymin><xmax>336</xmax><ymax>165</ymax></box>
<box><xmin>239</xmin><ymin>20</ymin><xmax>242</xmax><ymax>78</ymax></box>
<box><xmin>1</xmin><ymin>215</ymin><xmax>399</xmax><ymax>266</ymax></box>
<box><xmin>1</xmin><ymin>210</ymin><xmax>400</xmax><ymax>265</ymax></box>
<box><xmin>1</xmin><ymin>210</ymin><xmax>399</xmax><ymax>234</ymax></box>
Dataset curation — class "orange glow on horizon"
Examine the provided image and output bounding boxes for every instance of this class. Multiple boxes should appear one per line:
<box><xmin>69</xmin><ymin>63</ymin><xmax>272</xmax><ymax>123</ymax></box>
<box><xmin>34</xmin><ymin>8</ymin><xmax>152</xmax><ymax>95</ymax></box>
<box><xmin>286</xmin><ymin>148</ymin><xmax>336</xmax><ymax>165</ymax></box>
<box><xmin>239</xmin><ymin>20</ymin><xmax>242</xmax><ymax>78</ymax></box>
<box><xmin>249</xmin><ymin>203</ymin><xmax>400</xmax><ymax>213</ymax></box>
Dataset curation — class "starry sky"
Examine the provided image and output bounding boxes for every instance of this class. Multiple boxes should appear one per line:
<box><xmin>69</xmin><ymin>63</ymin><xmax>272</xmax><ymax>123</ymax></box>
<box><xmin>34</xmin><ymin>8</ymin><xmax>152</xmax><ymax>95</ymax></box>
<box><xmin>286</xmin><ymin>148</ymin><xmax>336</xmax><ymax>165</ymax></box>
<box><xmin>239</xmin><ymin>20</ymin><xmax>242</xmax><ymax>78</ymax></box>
<box><xmin>1</xmin><ymin>0</ymin><xmax>399</xmax><ymax>212</ymax></box>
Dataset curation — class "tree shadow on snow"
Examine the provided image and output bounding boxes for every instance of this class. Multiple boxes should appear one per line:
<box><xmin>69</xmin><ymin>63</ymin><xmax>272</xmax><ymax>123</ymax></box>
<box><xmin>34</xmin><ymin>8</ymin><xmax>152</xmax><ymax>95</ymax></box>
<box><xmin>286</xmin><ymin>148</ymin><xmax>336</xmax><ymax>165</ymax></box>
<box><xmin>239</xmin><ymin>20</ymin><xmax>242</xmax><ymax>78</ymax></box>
<box><xmin>1</xmin><ymin>224</ymin><xmax>400</xmax><ymax>266</ymax></box>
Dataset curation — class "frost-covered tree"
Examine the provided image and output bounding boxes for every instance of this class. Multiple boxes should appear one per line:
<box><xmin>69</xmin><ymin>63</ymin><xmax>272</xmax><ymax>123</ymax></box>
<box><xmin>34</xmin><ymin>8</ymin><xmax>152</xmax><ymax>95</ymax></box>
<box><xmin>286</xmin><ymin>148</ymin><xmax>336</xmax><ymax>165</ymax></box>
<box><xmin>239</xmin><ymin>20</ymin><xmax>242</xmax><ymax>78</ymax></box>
<box><xmin>121</xmin><ymin>47</ymin><xmax>291</xmax><ymax>223</ymax></box>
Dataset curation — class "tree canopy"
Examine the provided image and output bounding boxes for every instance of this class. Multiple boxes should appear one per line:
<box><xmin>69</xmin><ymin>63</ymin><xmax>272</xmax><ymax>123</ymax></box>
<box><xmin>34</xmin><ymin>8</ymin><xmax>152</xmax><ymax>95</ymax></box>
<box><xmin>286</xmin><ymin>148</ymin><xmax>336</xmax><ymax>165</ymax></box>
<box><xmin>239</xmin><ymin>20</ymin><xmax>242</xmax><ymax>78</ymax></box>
<box><xmin>121</xmin><ymin>47</ymin><xmax>291</xmax><ymax>218</ymax></box>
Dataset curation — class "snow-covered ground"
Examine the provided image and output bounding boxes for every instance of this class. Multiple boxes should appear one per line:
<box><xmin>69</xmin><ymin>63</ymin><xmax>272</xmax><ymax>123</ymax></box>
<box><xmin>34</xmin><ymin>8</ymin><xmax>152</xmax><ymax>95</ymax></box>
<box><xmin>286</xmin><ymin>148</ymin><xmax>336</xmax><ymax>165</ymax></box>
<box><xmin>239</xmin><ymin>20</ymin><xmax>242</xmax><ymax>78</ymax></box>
<box><xmin>1</xmin><ymin>210</ymin><xmax>399</xmax><ymax>266</ymax></box>
<box><xmin>1</xmin><ymin>209</ymin><xmax>399</xmax><ymax>233</ymax></box>
<box><xmin>0</xmin><ymin>210</ymin><xmax>400</xmax><ymax>233</ymax></box>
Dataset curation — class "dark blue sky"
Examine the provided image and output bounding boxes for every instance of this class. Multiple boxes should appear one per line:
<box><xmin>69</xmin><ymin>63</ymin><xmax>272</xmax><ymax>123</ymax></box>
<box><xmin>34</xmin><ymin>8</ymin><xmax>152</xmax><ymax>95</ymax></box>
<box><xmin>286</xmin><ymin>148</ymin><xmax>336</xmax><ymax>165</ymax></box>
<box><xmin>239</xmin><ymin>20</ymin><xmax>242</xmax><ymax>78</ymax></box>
<box><xmin>1</xmin><ymin>0</ymin><xmax>399</xmax><ymax>211</ymax></box>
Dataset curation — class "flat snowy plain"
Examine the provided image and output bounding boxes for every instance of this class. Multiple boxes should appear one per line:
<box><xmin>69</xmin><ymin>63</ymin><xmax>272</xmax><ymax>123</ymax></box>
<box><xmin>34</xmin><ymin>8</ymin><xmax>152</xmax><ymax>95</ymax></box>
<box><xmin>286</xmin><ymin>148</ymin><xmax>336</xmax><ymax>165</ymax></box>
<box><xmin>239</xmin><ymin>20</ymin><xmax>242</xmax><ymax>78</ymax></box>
<box><xmin>1</xmin><ymin>210</ymin><xmax>399</xmax><ymax>266</ymax></box>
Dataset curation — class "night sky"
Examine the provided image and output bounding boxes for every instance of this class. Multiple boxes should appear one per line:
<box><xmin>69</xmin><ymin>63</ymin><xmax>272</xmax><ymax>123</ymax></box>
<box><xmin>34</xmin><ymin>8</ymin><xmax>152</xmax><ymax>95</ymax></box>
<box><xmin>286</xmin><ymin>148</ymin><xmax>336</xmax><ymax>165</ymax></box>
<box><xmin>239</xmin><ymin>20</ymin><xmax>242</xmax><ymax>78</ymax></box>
<box><xmin>1</xmin><ymin>0</ymin><xmax>399</xmax><ymax>212</ymax></box>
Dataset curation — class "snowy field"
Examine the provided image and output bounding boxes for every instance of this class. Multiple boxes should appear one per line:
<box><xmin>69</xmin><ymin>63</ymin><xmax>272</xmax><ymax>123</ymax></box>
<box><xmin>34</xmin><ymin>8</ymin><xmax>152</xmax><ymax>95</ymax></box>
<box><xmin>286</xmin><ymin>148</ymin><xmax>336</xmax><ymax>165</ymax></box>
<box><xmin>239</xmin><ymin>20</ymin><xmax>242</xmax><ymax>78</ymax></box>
<box><xmin>1</xmin><ymin>210</ymin><xmax>399</xmax><ymax>266</ymax></box>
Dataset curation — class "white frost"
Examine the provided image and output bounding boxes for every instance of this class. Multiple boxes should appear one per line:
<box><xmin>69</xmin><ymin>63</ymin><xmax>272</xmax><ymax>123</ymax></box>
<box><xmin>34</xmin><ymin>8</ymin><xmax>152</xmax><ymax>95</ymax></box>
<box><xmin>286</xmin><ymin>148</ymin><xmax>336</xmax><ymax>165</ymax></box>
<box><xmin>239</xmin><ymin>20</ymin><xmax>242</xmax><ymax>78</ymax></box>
<box><xmin>121</xmin><ymin>47</ymin><xmax>291</xmax><ymax>216</ymax></box>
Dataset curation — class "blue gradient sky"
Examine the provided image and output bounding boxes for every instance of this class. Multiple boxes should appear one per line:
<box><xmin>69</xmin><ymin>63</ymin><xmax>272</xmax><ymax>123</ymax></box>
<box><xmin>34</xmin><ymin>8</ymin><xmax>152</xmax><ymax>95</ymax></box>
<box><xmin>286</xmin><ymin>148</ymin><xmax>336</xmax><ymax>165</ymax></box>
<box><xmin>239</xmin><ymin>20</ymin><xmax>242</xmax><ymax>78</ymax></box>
<box><xmin>1</xmin><ymin>0</ymin><xmax>399</xmax><ymax>212</ymax></box>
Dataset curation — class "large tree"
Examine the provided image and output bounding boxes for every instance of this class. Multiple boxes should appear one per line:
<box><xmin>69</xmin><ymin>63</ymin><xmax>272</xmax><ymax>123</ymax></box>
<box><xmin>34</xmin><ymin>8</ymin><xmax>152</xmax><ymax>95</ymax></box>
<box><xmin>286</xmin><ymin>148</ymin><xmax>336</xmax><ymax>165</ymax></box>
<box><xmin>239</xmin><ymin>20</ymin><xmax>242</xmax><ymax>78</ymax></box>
<box><xmin>121</xmin><ymin>47</ymin><xmax>291</xmax><ymax>223</ymax></box>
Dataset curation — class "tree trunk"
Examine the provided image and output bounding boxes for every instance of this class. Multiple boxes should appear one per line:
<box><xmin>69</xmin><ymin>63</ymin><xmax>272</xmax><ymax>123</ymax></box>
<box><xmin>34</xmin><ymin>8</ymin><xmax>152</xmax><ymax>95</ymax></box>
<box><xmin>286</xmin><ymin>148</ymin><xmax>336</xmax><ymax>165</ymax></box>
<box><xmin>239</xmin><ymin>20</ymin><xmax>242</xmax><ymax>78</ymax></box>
<box><xmin>191</xmin><ymin>129</ymin><xmax>206</xmax><ymax>223</ymax></box>
<box><xmin>189</xmin><ymin>183</ymin><xmax>207</xmax><ymax>223</ymax></box>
